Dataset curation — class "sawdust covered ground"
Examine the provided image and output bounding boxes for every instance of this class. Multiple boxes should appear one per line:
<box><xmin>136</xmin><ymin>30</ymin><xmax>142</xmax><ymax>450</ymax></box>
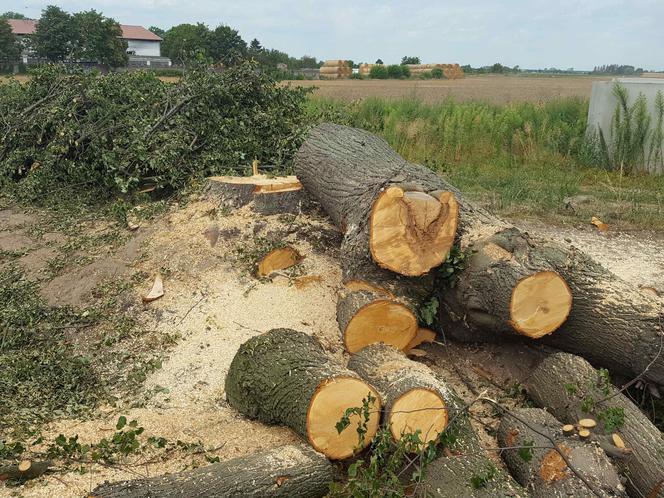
<box><xmin>3</xmin><ymin>196</ymin><xmax>664</xmax><ymax>497</ymax></box>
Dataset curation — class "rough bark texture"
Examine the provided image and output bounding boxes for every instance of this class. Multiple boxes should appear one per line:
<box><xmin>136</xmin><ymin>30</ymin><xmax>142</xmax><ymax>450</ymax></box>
<box><xmin>337</xmin><ymin>290</ymin><xmax>417</xmax><ymax>352</ymax></box>
<box><xmin>527</xmin><ymin>353</ymin><xmax>664</xmax><ymax>498</ymax></box>
<box><xmin>224</xmin><ymin>328</ymin><xmax>379</xmax><ymax>458</ymax></box>
<box><xmin>90</xmin><ymin>444</ymin><xmax>333</xmax><ymax>498</ymax></box>
<box><xmin>0</xmin><ymin>460</ymin><xmax>50</xmax><ymax>482</ymax></box>
<box><xmin>296</xmin><ymin>123</ymin><xmax>664</xmax><ymax>385</ymax></box>
<box><xmin>253</xmin><ymin>190</ymin><xmax>303</xmax><ymax>215</ymax></box>
<box><xmin>422</xmin><ymin>454</ymin><xmax>526</xmax><ymax>497</ymax></box>
<box><xmin>497</xmin><ymin>408</ymin><xmax>625</xmax><ymax>497</ymax></box>
<box><xmin>205</xmin><ymin>177</ymin><xmax>303</xmax><ymax>214</ymax></box>
<box><xmin>348</xmin><ymin>344</ymin><xmax>450</xmax><ymax>438</ymax></box>
<box><xmin>206</xmin><ymin>179</ymin><xmax>256</xmax><ymax>208</ymax></box>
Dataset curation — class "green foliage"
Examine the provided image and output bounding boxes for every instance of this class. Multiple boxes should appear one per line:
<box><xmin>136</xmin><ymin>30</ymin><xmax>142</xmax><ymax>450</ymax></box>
<box><xmin>581</xmin><ymin>396</ymin><xmax>595</xmax><ymax>413</ymax></box>
<box><xmin>597</xmin><ymin>368</ymin><xmax>612</xmax><ymax>396</ymax></box>
<box><xmin>438</xmin><ymin>246</ymin><xmax>470</xmax><ymax>286</ymax></box>
<box><xmin>430</xmin><ymin>67</ymin><xmax>444</xmax><ymax>79</ymax></box>
<box><xmin>517</xmin><ymin>439</ymin><xmax>534</xmax><ymax>462</ymax></box>
<box><xmin>564</xmin><ymin>383</ymin><xmax>578</xmax><ymax>395</ymax></box>
<box><xmin>598</xmin><ymin>407</ymin><xmax>625</xmax><ymax>433</ymax></box>
<box><xmin>208</xmin><ymin>24</ymin><xmax>247</xmax><ymax>66</ymax></box>
<box><xmin>648</xmin><ymin>90</ymin><xmax>664</xmax><ymax>170</ymax></box>
<box><xmin>335</xmin><ymin>392</ymin><xmax>377</xmax><ymax>449</ymax></box>
<box><xmin>148</xmin><ymin>26</ymin><xmax>165</xmax><ymax>38</ymax></box>
<box><xmin>369</xmin><ymin>64</ymin><xmax>388</xmax><ymax>79</ymax></box>
<box><xmin>1</xmin><ymin>12</ymin><xmax>27</xmax><ymax>19</ymax></box>
<box><xmin>386</xmin><ymin>65</ymin><xmax>409</xmax><ymax>79</ymax></box>
<box><xmin>0</xmin><ymin>265</ymin><xmax>101</xmax><ymax>432</ymax></box>
<box><xmin>401</xmin><ymin>56</ymin><xmax>420</xmax><ymax>65</ymax></box>
<box><xmin>0</xmin><ymin>62</ymin><xmax>311</xmax><ymax>198</ymax></box>
<box><xmin>0</xmin><ymin>18</ymin><xmax>21</xmax><ymax>62</ymax></box>
<box><xmin>71</xmin><ymin>10</ymin><xmax>128</xmax><ymax>67</ymax></box>
<box><xmin>34</xmin><ymin>5</ymin><xmax>75</xmax><ymax>61</ymax></box>
<box><xmin>161</xmin><ymin>23</ymin><xmax>212</xmax><ymax>63</ymax></box>
<box><xmin>470</xmin><ymin>463</ymin><xmax>498</xmax><ymax>489</ymax></box>
<box><xmin>418</xmin><ymin>296</ymin><xmax>439</xmax><ymax>326</ymax></box>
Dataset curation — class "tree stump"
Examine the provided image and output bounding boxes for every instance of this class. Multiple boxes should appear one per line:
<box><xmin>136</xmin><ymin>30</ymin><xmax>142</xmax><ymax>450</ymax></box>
<box><xmin>206</xmin><ymin>175</ymin><xmax>303</xmax><ymax>215</ymax></box>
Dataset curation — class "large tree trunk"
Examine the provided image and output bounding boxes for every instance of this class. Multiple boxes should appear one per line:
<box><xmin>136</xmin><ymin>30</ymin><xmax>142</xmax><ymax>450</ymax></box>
<box><xmin>347</xmin><ymin>344</ymin><xmax>449</xmax><ymax>444</ymax></box>
<box><xmin>497</xmin><ymin>407</ymin><xmax>625</xmax><ymax>497</ymax></box>
<box><xmin>90</xmin><ymin>444</ymin><xmax>333</xmax><ymax>498</ymax></box>
<box><xmin>527</xmin><ymin>353</ymin><xmax>664</xmax><ymax>498</ymax></box>
<box><xmin>295</xmin><ymin>123</ymin><xmax>664</xmax><ymax>385</ymax></box>
<box><xmin>224</xmin><ymin>328</ymin><xmax>381</xmax><ymax>460</ymax></box>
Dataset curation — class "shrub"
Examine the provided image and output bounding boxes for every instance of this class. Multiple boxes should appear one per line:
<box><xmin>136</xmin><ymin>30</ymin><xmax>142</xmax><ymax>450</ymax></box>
<box><xmin>349</xmin><ymin>72</ymin><xmax>363</xmax><ymax>79</ymax></box>
<box><xmin>369</xmin><ymin>65</ymin><xmax>388</xmax><ymax>79</ymax></box>
<box><xmin>0</xmin><ymin>61</ymin><xmax>311</xmax><ymax>198</ymax></box>
<box><xmin>418</xmin><ymin>71</ymin><xmax>433</xmax><ymax>80</ymax></box>
<box><xmin>400</xmin><ymin>65</ymin><xmax>410</xmax><ymax>78</ymax></box>
<box><xmin>431</xmin><ymin>67</ymin><xmax>444</xmax><ymax>79</ymax></box>
<box><xmin>386</xmin><ymin>64</ymin><xmax>404</xmax><ymax>79</ymax></box>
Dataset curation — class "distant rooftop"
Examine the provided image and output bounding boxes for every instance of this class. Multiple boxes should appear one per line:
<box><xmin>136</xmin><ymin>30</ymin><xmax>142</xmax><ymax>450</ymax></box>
<box><xmin>7</xmin><ymin>19</ymin><xmax>163</xmax><ymax>41</ymax></box>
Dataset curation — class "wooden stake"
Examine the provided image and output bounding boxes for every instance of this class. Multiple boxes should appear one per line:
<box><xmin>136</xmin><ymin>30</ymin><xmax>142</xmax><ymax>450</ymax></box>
<box><xmin>252</xmin><ymin>159</ymin><xmax>259</xmax><ymax>176</ymax></box>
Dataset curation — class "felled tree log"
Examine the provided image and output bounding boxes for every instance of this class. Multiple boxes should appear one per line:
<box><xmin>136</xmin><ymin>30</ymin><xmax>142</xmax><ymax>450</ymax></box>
<box><xmin>423</xmin><ymin>454</ymin><xmax>527</xmax><ymax>497</ymax></box>
<box><xmin>90</xmin><ymin>444</ymin><xmax>333</xmax><ymax>498</ymax></box>
<box><xmin>225</xmin><ymin>328</ymin><xmax>381</xmax><ymax>460</ymax></box>
<box><xmin>0</xmin><ymin>460</ymin><xmax>51</xmax><ymax>482</ymax></box>
<box><xmin>497</xmin><ymin>407</ymin><xmax>625</xmax><ymax>497</ymax></box>
<box><xmin>206</xmin><ymin>175</ymin><xmax>303</xmax><ymax>215</ymax></box>
<box><xmin>347</xmin><ymin>344</ymin><xmax>449</xmax><ymax>443</ymax></box>
<box><xmin>527</xmin><ymin>353</ymin><xmax>664</xmax><ymax>498</ymax></box>
<box><xmin>337</xmin><ymin>290</ymin><xmax>418</xmax><ymax>352</ymax></box>
<box><xmin>295</xmin><ymin>123</ymin><xmax>664</xmax><ymax>385</ymax></box>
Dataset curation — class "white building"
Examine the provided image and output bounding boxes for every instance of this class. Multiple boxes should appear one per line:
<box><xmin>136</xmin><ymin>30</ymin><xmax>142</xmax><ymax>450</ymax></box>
<box><xmin>8</xmin><ymin>19</ymin><xmax>164</xmax><ymax>59</ymax></box>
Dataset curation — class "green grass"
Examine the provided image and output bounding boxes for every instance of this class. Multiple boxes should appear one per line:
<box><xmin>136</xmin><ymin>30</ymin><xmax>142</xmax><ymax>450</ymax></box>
<box><xmin>307</xmin><ymin>96</ymin><xmax>664</xmax><ymax>230</ymax></box>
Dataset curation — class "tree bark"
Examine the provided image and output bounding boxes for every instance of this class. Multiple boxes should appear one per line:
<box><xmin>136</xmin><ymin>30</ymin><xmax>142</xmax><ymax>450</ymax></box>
<box><xmin>347</xmin><ymin>344</ymin><xmax>449</xmax><ymax>443</ymax></box>
<box><xmin>497</xmin><ymin>407</ymin><xmax>625</xmax><ymax>497</ymax></box>
<box><xmin>295</xmin><ymin>123</ymin><xmax>664</xmax><ymax>385</ymax></box>
<box><xmin>527</xmin><ymin>352</ymin><xmax>664</xmax><ymax>498</ymax></box>
<box><xmin>206</xmin><ymin>175</ymin><xmax>303</xmax><ymax>214</ymax></box>
<box><xmin>90</xmin><ymin>444</ymin><xmax>333</xmax><ymax>498</ymax></box>
<box><xmin>224</xmin><ymin>328</ymin><xmax>381</xmax><ymax>460</ymax></box>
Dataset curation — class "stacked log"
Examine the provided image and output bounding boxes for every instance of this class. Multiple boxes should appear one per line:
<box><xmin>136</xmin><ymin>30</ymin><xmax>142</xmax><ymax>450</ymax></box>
<box><xmin>527</xmin><ymin>353</ymin><xmax>664</xmax><ymax>498</ymax></box>
<box><xmin>89</xmin><ymin>444</ymin><xmax>333</xmax><ymax>498</ymax></box>
<box><xmin>497</xmin><ymin>408</ymin><xmax>625</xmax><ymax>497</ymax></box>
<box><xmin>405</xmin><ymin>63</ymin><xmax>465</xmax><ymax>79</ymax></box>
<box><xmin>320</xmin><ymin>60</ymin><xmax>352</xmax><ymax>80</ymax></box>
<box><xmin>224</xmin><ymin>328</ymin><xmax>382</xmax><ymax>460</ymax></box>
<box><xmin>294</xmin><ymin>123</ymin><xmax>664</xmax><ymax>385</ymax></box>
<box><xmin>359</xmin><ymin>63</ymin><xmax>376</xmax><ymax>77</ymax></box>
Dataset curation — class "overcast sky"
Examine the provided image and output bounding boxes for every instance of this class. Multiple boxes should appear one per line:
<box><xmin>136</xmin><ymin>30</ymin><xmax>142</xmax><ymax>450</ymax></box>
<box><xmin>7</xmin><ymin>0</ymin><xmax>664</xmax><ymax>70</ymax></box>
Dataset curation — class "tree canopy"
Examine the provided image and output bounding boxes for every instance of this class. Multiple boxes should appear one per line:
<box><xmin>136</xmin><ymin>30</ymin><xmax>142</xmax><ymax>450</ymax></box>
<box><xmin>0</xmin><ymin>18</ymin><xmax>21</xmax><ymax>62</ymax></box>
<box><xmin>72</xmin><ymin>10</ymin><xmax>127</xmax><ymax>67</ymax></box>
<box><xmin>401</xmin><ymin>56</ymin><xmax>420</xmax><ymax>65</ymax></box>
<box><xmin>161</xmin><ymin>23</ymin><xmax>212</xmax><ymax>63</ymax></box>
<box><xmin>1</xmin><ymin>11</ymin><xmax>27</xmax><ymax>19</ymax></box>
<box><xmin>34</xmin><ymin>5</ymin><xmax>75</xmax><ymax>62</ymax></box>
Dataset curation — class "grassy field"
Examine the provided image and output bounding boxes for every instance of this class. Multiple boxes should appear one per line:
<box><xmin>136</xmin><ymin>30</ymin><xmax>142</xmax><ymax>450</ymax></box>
<box><xmin>290</xmin><ymin>74</ymin><xmax>611</xmax><ymax>104</ymax></box>
<box><xmin>308</xmin><ymin>96</ymin><xmax>664</xmax><ymax>230</ymax></box>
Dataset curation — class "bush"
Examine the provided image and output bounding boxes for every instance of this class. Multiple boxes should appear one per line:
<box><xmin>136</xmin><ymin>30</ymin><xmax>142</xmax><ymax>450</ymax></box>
<box><xmin>431</xmin><ymin>67</ymin><xmax>444</xmax><ymax>79</ymax></box>
<box><xmin>0</xmin><ymin>61</ymin><xmax>312</xmax><ymax>198</ymax></box>
<box><xmin>386</xmin><ymin>64</ymin><xmax>404</xmax><ymax>79</ymax></box>
<box><xmin>400</xmin><ymin>65</ymin><xmax>410</xmax><ymax>78</ymax></box>
<box><xmin>418</xmin><ymin>71</ymin><xmax>433</xmax><ymax>80</ymax></box>
<box><xmin>369</xmin><ymin>65</ymin><xmax>388</xmax><ymax>79</ymax></box>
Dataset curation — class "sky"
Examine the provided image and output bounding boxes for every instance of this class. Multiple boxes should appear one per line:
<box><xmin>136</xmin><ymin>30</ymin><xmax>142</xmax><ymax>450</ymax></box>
<box><xmin>5</xmin><ymin>0</ymin><xmax>664</xmax><ymax>70</ymax></box>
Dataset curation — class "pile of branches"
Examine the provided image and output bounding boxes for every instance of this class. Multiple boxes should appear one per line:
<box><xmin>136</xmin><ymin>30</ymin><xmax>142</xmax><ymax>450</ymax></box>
<box><xmin>0</xmin><ymin>62</ymin><xmax>311</xmax><ymax>197</ymax></box>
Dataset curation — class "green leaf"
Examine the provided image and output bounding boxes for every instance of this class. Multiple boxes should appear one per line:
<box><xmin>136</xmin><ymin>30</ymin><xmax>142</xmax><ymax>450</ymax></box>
<box><xmin>116</xmin><ymin>415</ymin><xmax>127</xmax><ymax>430</ymax></box>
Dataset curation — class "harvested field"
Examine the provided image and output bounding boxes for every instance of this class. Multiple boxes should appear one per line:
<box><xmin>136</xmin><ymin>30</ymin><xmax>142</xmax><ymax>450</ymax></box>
<box><xmin>288</xmin><ymin>74</ymin><xmax>612</xmax><ymax>104</ymax></box>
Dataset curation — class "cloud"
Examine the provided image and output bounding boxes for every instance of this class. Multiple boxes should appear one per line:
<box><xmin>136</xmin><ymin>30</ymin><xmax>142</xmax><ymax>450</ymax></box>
<box><xmin>8</xmin><ymin>0</ymin><xmax>664</xmax><ymax>69</ymax></box>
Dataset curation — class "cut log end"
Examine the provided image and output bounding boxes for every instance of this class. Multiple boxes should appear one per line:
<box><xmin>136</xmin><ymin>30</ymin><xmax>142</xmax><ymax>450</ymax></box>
<box><xmin>343</xmin><ymin>299</ymin><xmax>417</xmax><ymax>353</ymax></box>
<box><xmin>307</xmin><ymin>376</ymin><xmax>381</xmax><ymax>460</ymax></box>
<box><xmin>369</xmin><ymin>187</ymin><xmax>459</xmax><ymax>277</ymax></box>
<box><xmin>389</xmin><ymin>388</ymin><xmax>448</xmax><ymax>444</ymax></box>
<box><xmin>256</xmin><ymin>247</ymin><xmax>302</xmax><ymax>277</ymax></box>
<box><xmin>510</xmin><ymin>271</ymin><xmax>572</xmax><ymax>338</ymax></box>
<box><xmin>405</xmin><ymin>327</ymin><xmax>437</xmax><ymax>352</ymax></box>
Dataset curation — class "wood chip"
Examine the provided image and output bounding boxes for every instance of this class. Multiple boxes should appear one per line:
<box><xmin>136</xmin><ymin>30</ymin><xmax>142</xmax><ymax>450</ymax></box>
<box><xmin>591</xmin><ymin>216</ymin><xmax>609</xmax><ymax>232</ymax></box>
<box><xmin>142</xmin><ymin>274</ymin><xmax>164</xmax><ymax>303</ymax></box>
<box><xmin>612</xmin><ymin>433</ymin><xmax>625</xmax><ymax>449</ymax></box>
<box><xmin>578</xmin><ymin>418</ymin><xmax>597</xmax><ymax>429</ymax></box>
<box><xmin>203</xmin><ymin>223</ymin><xmax>220</xmax><ymax>247</ymax></box>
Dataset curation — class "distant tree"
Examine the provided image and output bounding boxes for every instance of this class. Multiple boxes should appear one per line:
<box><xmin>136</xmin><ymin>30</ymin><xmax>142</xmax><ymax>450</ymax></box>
<box><xmin>209</xmin><ymin>24</ymin><xmax>246</xmax><ymax>65</ymax></box>
<box><xmin>249</xmin><ymin>38</ymin><xmax>262</xmax><ymax>52</ymax></box>
<box><xmin>148</xmin><ymin>26</ymin><xmax>165</xmax><ymax>38</ymax></box>
<box><xmin>72</xmin><ymin>10</ymin><xmax>127</xmax><ymax>66</ymax></box>
<box><xmin>0</xmin><ymin>18</ymin><xmax>21</xmax><ymax>61</ymax></box>
<box><xmin>34</xmin><ymin>5</ymin><xmax>75</xmax><ymax>61</ymax></box>
<box><xmin>1</xmin><ymin>11</ymin><xmax>27</xmax><ymax>19</ymax></box>
<box><xmin>162</xmin><ymin>23</ymin><xmax>211</xmax><ymax>62</ymax></box>
<box><xmin>400</xmin><ymin>65</ymin><xmax>410</xmax><ymax>78</ymax></box>
<box><xmin>491</xmin><ymin>62</ymin><xmax>505</xmax><ymax>73</ymax></box>
<box><xmin>369</xmin><ymin>64</ymin><xmax>388</xmax><ymax>79</ymax></box>
<box><xmin>401</xmin><ymin>56</ymin><xmax>420</xmax><ymax>65</ymax></box>
<box><xmin>375</xmin><ymin>58</ymin><xmax>383</xmax><ymax>64</ymax></box>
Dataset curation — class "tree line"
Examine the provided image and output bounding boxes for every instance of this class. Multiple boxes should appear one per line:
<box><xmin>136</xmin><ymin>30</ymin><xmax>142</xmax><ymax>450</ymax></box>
<box><xmin>0</xmin><ymin>7</ymin><xmax>128</xmax><ymax>66</ymax></box>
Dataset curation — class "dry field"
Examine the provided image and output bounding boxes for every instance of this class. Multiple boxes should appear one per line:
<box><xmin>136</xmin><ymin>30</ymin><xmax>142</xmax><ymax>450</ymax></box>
<box><xmin>288</xmin><ymin>74</ymin><xmax>612</xmax><ymax>104</ymax></box>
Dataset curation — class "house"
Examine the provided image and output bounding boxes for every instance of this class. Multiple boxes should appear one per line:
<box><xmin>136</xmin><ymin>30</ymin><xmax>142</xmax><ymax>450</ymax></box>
<box><xmin>7</xmin><ymin>19</ymin><xmax>168</xmax><ymax>65</ymax></box>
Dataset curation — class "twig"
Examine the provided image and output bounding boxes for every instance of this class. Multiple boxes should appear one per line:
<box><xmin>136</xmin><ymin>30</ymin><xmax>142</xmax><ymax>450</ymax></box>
<box><xmin>178</xmin><ymin>295</ymin><xmax>206</xmax><ymax>324</ymax></box>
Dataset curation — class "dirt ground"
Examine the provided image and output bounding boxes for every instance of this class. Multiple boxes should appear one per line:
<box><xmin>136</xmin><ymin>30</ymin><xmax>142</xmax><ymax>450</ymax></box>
<box><xmin>1</xmin><ymin>195</ymin><xmax>663</xmax><ymax>497</ymax></box>
<box><xmin>287</xmin><ymin>75</ymin><xmax>612</xmax><ymax>104</ymax></box>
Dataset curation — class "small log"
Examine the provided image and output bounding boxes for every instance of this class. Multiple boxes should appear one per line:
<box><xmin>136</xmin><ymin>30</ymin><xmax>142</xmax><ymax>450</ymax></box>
<box><xmin>347</xmin><ymin>344</ymin><xmax>449</xmax><ymax>444</ymax></box>
<box><xmin>579</xmin><ymin>419</ymin><xmax>597</xmax><ymax>429</ymax></box>
<box><xmin>89</xmin><ymin>444</ymin><xmax>333</xmax><ymax>498</ymax></box>
<box><xmin>225</xmin><ymin>328</ymin><xmax>381</xmax><ymax>460</ymax></box>
<box><xmin>527</xmin><ymin>352</ymin><xmax>664</xmax><ymax>498</ymax></box>
<box><xmin>336</xmin><ymin>290</ymin><xmax>417</xmax><ymax>353</ymax></box>
<box><xmin>256</xmin><ymin>246</ymin><xmax>302</xmax><ymax>278</ymax></box>
<box><xmin>0</xmin><ymin>460</ymin><xmax>51</xmax><ymax>482</ymax></box>
<box><xmin>497</xmin><ymin>408</ymin><xmax>625</xmax><ymax>497</ymax></box>
<box><xmin>206</xmin><ymin>175</ymin><xmax>303</xmax><ymax>214</ymax></box>
<box><xmin>562</xmin><ymin>424</ymin><xmax>575</xmax><ymax>436</ymax></box>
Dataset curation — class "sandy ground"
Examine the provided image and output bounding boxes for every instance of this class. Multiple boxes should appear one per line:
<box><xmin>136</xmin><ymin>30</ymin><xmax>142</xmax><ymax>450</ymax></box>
<box><xmin>287</xmin><ymin>75</ymin><xmax>613</xmax><ymax>104</ymax></box>
<box><xmin>2</xmin><ymin>197</ymin><xmax>663</xmax><ymax>497</ymax></box>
